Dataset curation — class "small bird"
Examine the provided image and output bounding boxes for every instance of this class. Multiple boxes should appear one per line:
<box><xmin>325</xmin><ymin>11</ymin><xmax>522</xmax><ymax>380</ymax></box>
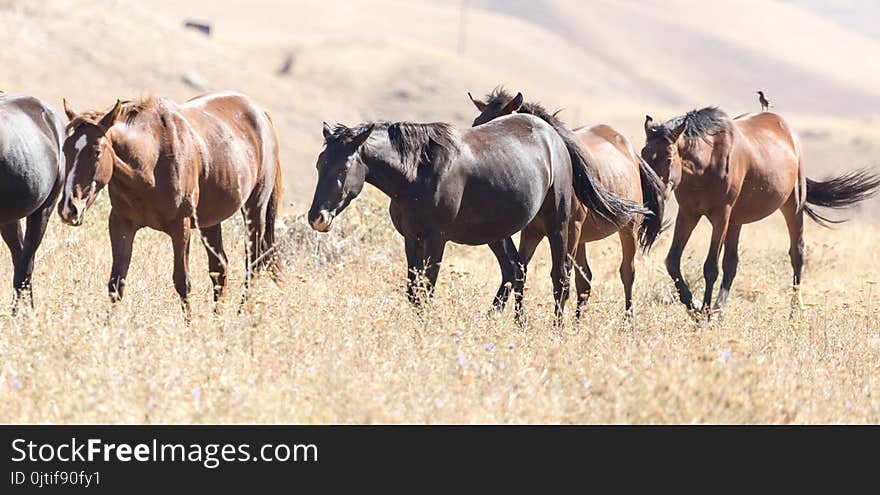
<box><xmin>757</xmin><ymin>91</ymin><xmax>771</xmax><ymax>112</ymax></box>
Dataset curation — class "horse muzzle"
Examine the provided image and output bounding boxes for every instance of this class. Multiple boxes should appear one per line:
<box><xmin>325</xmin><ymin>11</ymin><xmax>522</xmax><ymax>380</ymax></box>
<box><xmin>58</xmin><ymin>198</ymin><xmax>86</xmax><ymax>226</ymax></box>
<box><xmin>309</xmin><ymin>210</ymin><xmax>334</xmax><ymax>232</ymax></box>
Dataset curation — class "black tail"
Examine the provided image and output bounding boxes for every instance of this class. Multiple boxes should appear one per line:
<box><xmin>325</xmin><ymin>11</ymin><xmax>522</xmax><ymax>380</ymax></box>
<box><xmin>804</xmin><ymin>168</ymin><xmax>880</xmax><ymax>227</ymax></box>
<box><xmin>542</xmin><ymin>119</ymin><xmax>650</xmax><ymax>227</ymax></box>
<box><xmin>637</xmin><ymin>156</ymin><xmax>666</xmax><ymax>251</ymax></box>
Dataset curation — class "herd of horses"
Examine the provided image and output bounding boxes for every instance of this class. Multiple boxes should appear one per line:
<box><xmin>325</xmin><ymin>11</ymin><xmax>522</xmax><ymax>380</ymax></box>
<box><xmin>1</xmin><ymin>88</ymin><xmax>878</xmax><ymax>325</ymax></box>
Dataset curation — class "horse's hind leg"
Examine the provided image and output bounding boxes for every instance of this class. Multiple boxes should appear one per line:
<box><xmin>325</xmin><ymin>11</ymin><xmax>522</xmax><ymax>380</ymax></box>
<box><xmin>1</xmin><ymin>221</ymin><xmax>23</xmax><ymax>311</ymax></box>
<box><xmin>573</xmin><ymin>244</ymin><xmax>592</xmax><ymax>319</ymax></box>
<box><xmin>488</xmin><ymin>237</ymin><xmax>523</xmax><ymax>316</ymax></box>
<box><xmin>243</xmin><ymin>205</ymin><xmax>268</xmax><ymax>289</ymax></box>
<box><xmin>781</xmin><ymin>198</ymin><xmax>805</xmax><ymax>314</ymax></box>
<box><xmin>515</xmin><ymin>224</ymin><xmax>544</xmax><ymax>324</ymax></box>
<box><xmin>619</xmin><ymin>227</ymin><xmax>637</xmax><ymax>318</ymax></box>
<box><xmin>169</xmin><ymin>218</ymin><xmax>193</xmax><ymax>322</ymax></box>
<box><xmin>200</xmin><ymin>224</ymin><xmax>228</xmax><ymax>308</ymax></box>
<box><xmin>547</xmin><ymin>228</ymin><xmax>571</xmax><ymax>326</ymax></box>
<box><xmin>14</xmin><ymin>199</ymin><xmax>56</xmax><ymax>310</ymax></box>
<box><xmin>713</xmin><ymin>223</ymin><xmax>742</xmax><ymax>311</ymax></box>
<box><xmin>666</xmin><ymin>209</ymin><xmax>700</xmax><ymax>312</ymax></box>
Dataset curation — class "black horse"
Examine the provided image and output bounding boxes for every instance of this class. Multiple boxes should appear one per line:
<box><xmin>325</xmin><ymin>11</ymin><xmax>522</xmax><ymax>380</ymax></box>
<box><xmin>307</xmin><ymin>116</ymin><xmax>646</xmax><ymax>323</ymax></box>
<box><xmin>0</xmin><ymin>94</ymin><xmax>64</xmax><ymax>311</ymax></box>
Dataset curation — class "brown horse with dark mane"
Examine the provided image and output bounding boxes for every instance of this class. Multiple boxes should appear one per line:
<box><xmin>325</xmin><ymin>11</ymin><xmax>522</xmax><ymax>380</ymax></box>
<box><xmin>58</xmin><ymin>92</ymin><xmax>282</xmax><ymax>320</ymax></box>
<box><xmin>469</xmin><ymin>88</ymin><xmax>665</xmax><ymax>317</ymax></box>
<box><xmin>641</xmin><ymin>107</ymin><xmax>880</xmax><ymax>317</ymax></box>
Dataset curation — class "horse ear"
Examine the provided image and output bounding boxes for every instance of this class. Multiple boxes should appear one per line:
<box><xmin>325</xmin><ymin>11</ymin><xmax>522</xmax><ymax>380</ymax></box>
<box><xmin>98</xmin><ymin>99</ymin><xmax>123</xmax><ymax>130</ymax></box>
<box><xmin>503</xmin><ymin>92</ymin><xmax>524</xmax><ymax>113</ymax></box>
<box><xmin>644</xmin><ymin>115</ymin><xmax>654</xmax><ymax>136</ymax></box>
<box><xmin>63</xmin><ymin>98</ymin><xmax>78</xmax><ymax>121</ymax></box>
<box><xmin>670</xmin><ymin>120</ymin><xmax>688</xmax><ymax>143</ymax></box>
<box><xmin>351</xmin><ymin>124</ymin><xmax>374</xmax><ymax>148</ymax></box>
<box><xmin>322</xmin><ymin>122</ymin><xmax>333</xmax><ymax>141</ymax></box>
<box><xmin>468</xmin><ymin>92</ymin><xmax>487</xmax><ymax>111</ymax></box>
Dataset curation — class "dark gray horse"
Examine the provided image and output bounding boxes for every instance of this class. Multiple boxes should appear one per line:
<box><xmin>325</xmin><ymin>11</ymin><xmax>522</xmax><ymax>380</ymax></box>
<box><xmin>307</xmin><ymin>115</ymin><xmax>646</xmax><ymax>323</ymax></box>
<box><xmin>0</xmin><ymin>94</ymin><xmax>64</xmax><ymax>311</ymax></box>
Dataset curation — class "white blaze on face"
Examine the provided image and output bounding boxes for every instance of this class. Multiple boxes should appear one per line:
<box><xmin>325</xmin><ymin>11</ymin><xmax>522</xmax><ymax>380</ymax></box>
<box><xmin>65</xmin><ymin>133</ymin><xmax>88</xmax><ymax>200</ymax></box>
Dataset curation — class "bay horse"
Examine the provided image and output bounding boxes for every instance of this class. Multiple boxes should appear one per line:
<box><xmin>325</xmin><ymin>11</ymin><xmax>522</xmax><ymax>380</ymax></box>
<box><xmin>58</xmin><ymin>92</ymin><xmax>282</xmax><ymax>320</ymax></box>
<box><xmin>0</xmin><ymin>94</ymin><xmax>65</xmax><ymax>312</ymax></box>
<box><xmin>468</xmin><ymin>88</ymin><xmax>665</xmax><ymax>317</ymax></box>
<box><xmin>307</xmin><ymin>116</ymin><xmax>645</xmax><ymax>323</ymax></box>
<box><xmin>641</xmin><ymin>107</ymin><xmax>880</xmax><ymax>317</ymax></box>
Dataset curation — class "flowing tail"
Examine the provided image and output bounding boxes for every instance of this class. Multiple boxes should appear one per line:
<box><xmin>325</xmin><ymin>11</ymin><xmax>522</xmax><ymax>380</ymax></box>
<box><xmin>637</xmin><ymin>156</ymin><xmax>666</xmax><ymax>251</ymax></box>
<box><xmin>804</xmin><ymin>168</ymin><xmax>880</xmax><ymax>227</ymax></box>
<box><xmin>542</xmin><ymin>119</ymin><xmax>650</xmax><ymax>227</ymax></box>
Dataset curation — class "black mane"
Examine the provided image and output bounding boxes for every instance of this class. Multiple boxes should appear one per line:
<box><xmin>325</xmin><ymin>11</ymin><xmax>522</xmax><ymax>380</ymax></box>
<box><xmin>329</xmin><ymin>121</ymin><xmax>458</xmax><ymax>179</ymax></box>
<box><xmin>483</xmin><ymin>87</ymin><xmax>568</xmax><ymax>128</ymax></box>
<box><xmin>660</xmin><ymin>107</ymin><xmax>730</xmax><ymax>141</ymax></box>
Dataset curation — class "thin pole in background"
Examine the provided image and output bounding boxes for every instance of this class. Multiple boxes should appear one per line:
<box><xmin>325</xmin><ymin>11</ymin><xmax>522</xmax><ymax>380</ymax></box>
<box><xmin>457</xmin><ymin>0</ymin><xmax>469</xmax><ymax>55</ymax></box>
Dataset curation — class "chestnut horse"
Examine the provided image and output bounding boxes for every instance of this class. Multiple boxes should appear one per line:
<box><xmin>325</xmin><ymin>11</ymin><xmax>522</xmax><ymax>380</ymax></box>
<box><xmin>469</xmin><ymin>88</ymin><xmax>665</xmax><ymax>317</ymax></box>
<box><xmin>0</xmin><ymin>94</ymin><xmax>65</xmax><ymax>312</ymax></box>
<box><xmin>308</xmin><ymin>117</ymin><xmax>644</xmax><ymax>324</ymax></box>
<box><xmin>58</xmin><ymin>92</ymin><xmax>282</xmax><ymax>319</ymax></box>
<box><xmin>641</xmin><ymin>107</ymin><xmax>880</xmax><ymax>317</ymax></box>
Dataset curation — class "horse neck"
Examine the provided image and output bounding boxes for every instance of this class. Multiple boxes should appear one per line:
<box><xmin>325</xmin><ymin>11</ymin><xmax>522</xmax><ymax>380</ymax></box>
<box><xmin>106</xmin><ymin>124</ymin><xmax>157</xmax><ymax>188</ymax></box>
<box><xmin>360</xmin><ymin>136</ymin><xmax>417</xmax><ymax>200</ymax></box>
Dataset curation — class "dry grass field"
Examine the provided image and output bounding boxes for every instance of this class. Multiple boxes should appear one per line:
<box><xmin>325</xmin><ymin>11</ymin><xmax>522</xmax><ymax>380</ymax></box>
<box><xmin>1</xmin><ymin>0</ymin><xmax>879</xmax><ymax>423</ymax></box>
<box><xmin>1</xmin><ymin>192</ymin><xmax>878</xmax><ymax>424</ymax></box>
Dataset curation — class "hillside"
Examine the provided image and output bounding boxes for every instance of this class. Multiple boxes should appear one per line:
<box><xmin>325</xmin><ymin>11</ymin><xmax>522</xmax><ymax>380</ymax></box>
<box><xmin>2</xmin><ymin>0</ymin><xmax>879</xmax><ymax>203</ymax></box>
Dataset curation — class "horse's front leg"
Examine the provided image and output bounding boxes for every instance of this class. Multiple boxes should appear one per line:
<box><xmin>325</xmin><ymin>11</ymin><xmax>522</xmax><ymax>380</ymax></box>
<box><xmin>169</xmin><ymin>217</ymin><xmax>193</xmax><ymax>323</ymax></box>
<box><xmin>404</xmin><ymin>235</ymin><xmax>446</xmax><ymax>307</ymax></box>
<box><xmin>701</xmin><ymin>208</ymin><xmax>731</xmax><ymax>318</ymax></box>
<box><xmin>404</xmin><ymin>236</ymin><xmax>424</xmax><ymax>306</ymax></box>
<box><xmin>421</xmin><ymin>236</ymin><xmax>446</xmax><ymax>303</ymax></box>
<box><xmin>108</xmin><ymin>211</ymin><xmax>138</xmax><ymax>303</ymax></box>
<box><xmin>666</xmin><ymin>209</ymin><xmax>700</xmax><ymax>312</ymax></box>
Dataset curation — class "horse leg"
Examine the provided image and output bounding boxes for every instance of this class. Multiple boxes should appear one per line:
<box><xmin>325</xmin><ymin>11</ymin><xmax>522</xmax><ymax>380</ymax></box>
<box><xmin>243</xmin><ymin>205</ymin><xmax>268</xmax><ymax>288</ymax></box>
<box><xmin>666</xmin><ymin>209</ymin><xmax>700</xmax><ymax>311</ymax></box>
<box><xmin>12</xmin><ymin>200</ymin><xmax>55</xmax><ymax>310</ymax></box>
<box><xmin>108</xmin><ymin>211</ymin><xmax>138</xmax><ymax>303</ymax></box>
<box><xmin>701</xmin><ymin>209</ymin><xmax>731</xmax><ymax>318</ymax></box>
<box><xmin>1</xmin><ymin>222</ymin><xmax>23</xmax><ymax>312</ymax></box>
<box><xmin>515</xmin><ymin>224</ymin><xmax>544</xmax><ymax>324</ymax></box>
<box><xmin>781</xmin><ymin>198</ymin><xmax>805</xmax><ymax>315</ymax></box>
<box><xmin>488</xmin><ymin>237</ymin><xmax>523</xmax><ymax>315</ymax></box>
<box><xmin>404</xmin><ymin>236</ymin><xmax>425</xmax><ymax>306</ymax></box>
<box><xmin>573</xmin><ymin>244</ymin><xmax>592</xmax><ymax>319</ymax></box>
<box><xmin>421</xmin><ymin>236</ymin><xmax>446</xmax><ymax>302</ymax></box>
<box><xmin>619</xmin><ymin>227</ymin><xmax>638</xmax><ymax>318</ymax></box>
<box><xmin>547</xmin><ymin>229</ymin><xmax>571</xmax><ymax>326</ymax></box>
<box><xmin>169</xmin><ymin>218</ymin><xmax>193</xmax><ymax>322</ymax></box>
<box><xmin>200</xmin><ymin>224</ymin><xmax>228</xmax><ymax>308</ymax></box>
<box><xmin>713</xmin><ymin>223</ymin><xmax>742</xmax><ymax>311</ymax></box>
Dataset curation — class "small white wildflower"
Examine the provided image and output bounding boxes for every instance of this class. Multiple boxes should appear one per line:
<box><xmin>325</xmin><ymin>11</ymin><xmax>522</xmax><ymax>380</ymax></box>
<box><xmin>12</xmin><ymin>379</ymin><xmax>22</xmax><ymax>390</ymax></box>
<box><xmin>116</xmin><ymin>376</ymin><xmax>124</xmax><ymax>385</ymax></box>
<box><xmin>456</xmin><ymin>354</ymin><xmax>465</xmax><ymax>367</ymax></box>
<box><xmin>191</xmin><ymin>389</ymin><xmax>201</xmax><ymax>400</ymax></box>
<box><xmin>498</xmin><ymin>361</ymin><xmax>505</xmax><ymax>370</ymax></box>
<box><xmin>483</xmin><ymin>343</ymin><xmax>495</xmax><ymax>352</ymax></box>
<box><xmin>720</xmin><ymin>350</ymin><xmax>731</xmax><ymax>361</ymax></box>
<box><xmin>434</xmin><ymin>398</ymin><xmax>444</xmax><ymax>408</ymax></box>
<box><xmin>582</xmin><ymin>380</ymin><xmax>592</xmax><ymax>390</ymax></box>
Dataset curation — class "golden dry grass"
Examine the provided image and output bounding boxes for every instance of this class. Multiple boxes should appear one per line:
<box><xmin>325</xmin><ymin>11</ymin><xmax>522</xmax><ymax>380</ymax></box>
<box><xmin>1</xmin><ymin>191</ymin><xmax>878</xmax><ymax>424</ymax></box>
